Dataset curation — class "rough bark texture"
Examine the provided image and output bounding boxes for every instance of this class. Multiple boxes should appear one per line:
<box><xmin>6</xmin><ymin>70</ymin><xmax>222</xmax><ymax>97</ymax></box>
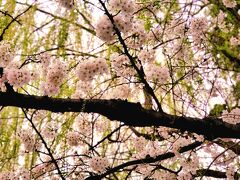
<box><xmin>0</xmin><ymin>91</ymin><xmax>240</xmax><ymax>139</ymax></box>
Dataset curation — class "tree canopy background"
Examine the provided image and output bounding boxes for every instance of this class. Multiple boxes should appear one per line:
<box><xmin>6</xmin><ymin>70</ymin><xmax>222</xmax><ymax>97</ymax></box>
<box><xmin>0</xmin><ymin>0</ymin><xmax>240</xmax><ymax>179</ymax></box>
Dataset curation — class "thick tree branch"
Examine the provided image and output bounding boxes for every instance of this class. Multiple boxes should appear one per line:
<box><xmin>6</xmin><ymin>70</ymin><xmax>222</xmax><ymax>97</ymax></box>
<box><xmin>195</xmin><ymin>169</ymin><xmax>240</xmax><ymax>179</ymax></box>
<box><xmin>0</xmin><ymin>92</ymin><xmax>240</xmax><ymax>139</ymax></box>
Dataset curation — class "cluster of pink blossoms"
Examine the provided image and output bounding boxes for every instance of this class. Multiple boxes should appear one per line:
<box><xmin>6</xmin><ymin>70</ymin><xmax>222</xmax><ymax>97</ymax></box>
<box><xmin>107</xmin><ymin>83</ymin><xmax>132</xmax><ymax>99</ymax></box>
<box><xmin>0</xmin><ymin>43</ymin><xmax>14</xmax><ymax>67</ymax></box>
<box><xmin>230</xmin><ymin>35</ymin><xmax>240</xmax><ymax>46</ymax></box>
<box><xmin>5</xmin><ymin>66</ymin><xmax>31</xmax><ymax>87</ymax></box>
<box><xmin>95</xmin><ymin>0</ymin><xmax>137</xmax><ymax>42</ymax></box>
<box><xmin>0</xmin><ymin>171</ymin><xmax>18</xmax><ymax>180</ymax></box>
<box><xmin>111</xmin><ymin>54</ymin><xmax>134</xmax><ymax>77</ymax></box>
<box><xmin>138</xmin><ymin>49</ymin><xmax>155</xmax><ymax>63</ymax></box>
<box><xmin>144</xmin><ymin>64</ymin><xmax>169</xmax><ymax>84</ymax></box>
<box><xmin>72</xmin><ymin>80</ymin><xmax>92</xmax><ymax>98</ymax></box>
<box><xmin>136</xmin><ymin>164</ymin><xmax>153</xmax><ymax>177</ymax></box>
<box><xmin>189</xmin><ymin>17</ymin><xmax>208</xmax><ymax>44</ymax></box>
<box><xmin>32</xmin><ymin>161</ymin><xmax>55</xmax><ymax>179</ymax></box>
<box><xmin>56</xmin><ymin>0</ymin><xmax>74</xmax><ymax>9</ymax></box>
<box><xmin>42</xmin><ymin>123</ymin><xmax>58</xmax><ymax>140</ymax></box>
<box><xmin>0</xmin><ymin>168</ymin><xmax>31</xmax><ymax>180</ymax></box>
<box><xmin>179</xmin><ymin>153</ymin><xmax>199</xmax><ymax>176</ymax></box>
<box><xmin>94</xmin><ymin>0</ymin><xmax>171</xmax><ymax>87</ymax></box>
<box><xmin>222</xmin><ymin>108</ymin><xmax>240</xmax><ymax>124</ymax></box>
<box><xmin>133</xmin><ymin>136</ymin><xmax>147</xmax><ymax>151</ymax></box>
<box><xmin>95</xmin><ymin>15</ymin><xmax>132</xmax><ymax>42</ymax></box>
<box><xmin>0</xmin><ymin>43</ymin><xmax>33</xmax><ymax>90</ymax></box>
<box><xmin>151</xmin><ymin>170</ymin><xmax>176</xmax><ymax>179</ymax></box>
<box><xmin>190</xmin><ymin>17</ymin><xmax>208</xmax><ymax>34</ymax></box>
<box><xmin>89</xmin><ymin>156</ymin><xmax>109</xmax><ymax>172</ymax></box>
<box><xmin>40</xmin><ymin>54</ymin><xmax>67</xmax><ymax>95</ymax></box>
<box><xmin>95</xmin><ymin>15</ymin><xmax>115</xmax><ymax>42</ymax></box>
<box><xmin>66</xmin><ymin>131</ymin><xmax>81</xmax><ymax>146</ymax></box>
<box><xmin>133</xmin><ymin>135</ymin><xmax>161</xmax><ymax>159</ymax></box>
<box><xmin>226</xmin><ymin>164</ymin><xmax>237</xmax><ymax>180</ymax></box>
<box><xmin>18</xmin><ymin>129</ymin><xmax>40</xmax><ymax>152</ymax></box>
<box><xmin>76</xmin><ymin>58</ymin><xmax>108</xmax><ymax>81</ymax></box>
<box><xmin>109</xmin><ymin>0</ymin><xmax>136</xmax><ymax>14</ymax></box>
<box><xmin>128</xmin><ymin>21</ymin><xmax>148</xmax><ymax>47</ymax></box>
<box><xmin>73</xmin><ymin>114</ymin><xmax>92</xmax><ymax>136</ymax></box>
<box><xmin>222</xmin><ymin>0</ymin><xmax>237</xmax><ymax>8</ymax></box>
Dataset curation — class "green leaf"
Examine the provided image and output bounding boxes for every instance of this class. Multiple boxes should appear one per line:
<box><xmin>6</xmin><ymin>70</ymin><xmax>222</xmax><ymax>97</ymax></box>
<box><xmin>233</xmin><ymin>81</ymin><xmax>240</xmax><ymax>100</ymax></box>
<box><xmin>209</xmin><ymin>104</ymin><xmax>227</xmax><ymax>117</ymax></box>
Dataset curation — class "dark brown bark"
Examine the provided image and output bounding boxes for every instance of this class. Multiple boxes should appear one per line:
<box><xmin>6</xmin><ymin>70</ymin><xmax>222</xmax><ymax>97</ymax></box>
<box><xmin>0</xmin><ymin>91</ymin><xmax>240</xmax><ymax>139</ymax></box>
<box><xmin>196</xmin><ymin>169</ymin><xmax>240</xmax><ymax>179</ymax></box>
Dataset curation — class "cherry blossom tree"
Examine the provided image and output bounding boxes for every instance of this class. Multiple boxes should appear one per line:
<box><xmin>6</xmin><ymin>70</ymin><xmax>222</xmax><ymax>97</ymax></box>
<box><xmin>0</xmin><ymin>0</ymin><xmax>240</xmax><ymax>179</ymax></box>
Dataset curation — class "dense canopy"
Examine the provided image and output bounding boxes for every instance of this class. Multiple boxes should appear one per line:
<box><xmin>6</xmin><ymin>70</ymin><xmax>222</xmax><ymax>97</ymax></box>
<box><xmin>0</xmin><ymin>0</ymin><xmax>240</xmax><ymax>179</ymax></box>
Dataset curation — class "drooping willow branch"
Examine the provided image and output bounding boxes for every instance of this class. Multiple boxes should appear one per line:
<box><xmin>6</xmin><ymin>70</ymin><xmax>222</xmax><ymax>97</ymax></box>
<box><xmin>0</xmin><ymin>91</ymin><xmax>240</xmax><ymax>139</ymax></box>
<box><xmin>0</xmin><ymin>5</ymin><xmax>33</xmax><ymax>41</ymax></box>
<box><xmin>16</xmin><ymin>1</ymin><xmax>96</xmax><ymax>35</ymax></box>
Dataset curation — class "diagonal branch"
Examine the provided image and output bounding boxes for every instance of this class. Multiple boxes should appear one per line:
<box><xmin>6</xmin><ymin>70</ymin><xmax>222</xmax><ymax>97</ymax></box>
<box><xmin>0</xmin><ymin>91</ymin><xmax>240</xmax><ymax>139</ymax></box>
<box><xmin>86</xmin><ymin>141</ymin><xmax>202</xmax><ymax>179</ymax></box>
<box><xmin>215</xmin><ymin>139</ymin><xmax>240</xmax><ymax>155</ymax></box>
<box><xmin>22</xmin><ymin>110</ymin><xmax>65</xmax><ymax>180</ymax></box>
<box><xmin>0</xmin><ymin>5</ymin><xmax>32</xmax><ymax>41</ymax></box>
<box><xmin>98</xmin><ymin>0</ymin><xmax>163</xmax><ymax>112</ymax></box>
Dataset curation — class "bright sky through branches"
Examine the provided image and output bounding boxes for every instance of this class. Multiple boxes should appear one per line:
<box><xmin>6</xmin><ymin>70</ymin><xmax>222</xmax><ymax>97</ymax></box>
<box><xmin>0</xmin><ymin>0</ymin><xmax>240</xmax><ymax>179</ymax></box>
